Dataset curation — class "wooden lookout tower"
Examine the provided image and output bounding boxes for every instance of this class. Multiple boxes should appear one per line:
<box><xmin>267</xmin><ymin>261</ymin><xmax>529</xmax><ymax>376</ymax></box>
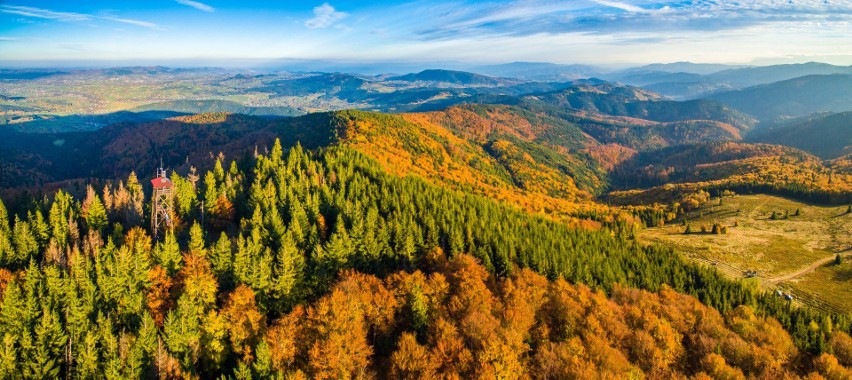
<box><xmin>150</xmin><ymin>167</ymin><xmax>174</xmax><ymax>239</ymax></box>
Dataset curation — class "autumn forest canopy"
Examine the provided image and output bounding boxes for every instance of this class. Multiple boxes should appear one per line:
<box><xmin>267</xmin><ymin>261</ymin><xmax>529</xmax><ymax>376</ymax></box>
<box><xmin>0</xmin><ymin>62</ymin><xmax>851</xmax><ymax>379</ymax></box>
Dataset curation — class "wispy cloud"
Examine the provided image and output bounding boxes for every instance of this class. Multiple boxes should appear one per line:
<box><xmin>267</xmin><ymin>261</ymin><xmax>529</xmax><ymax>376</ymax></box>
<box><xmin>409</xmin><ymin>0</ymin><xmax>852</xmax><ymax>40</ymax></box>
<box><xmin>0</xmin><ymin>5</ymin><xmax>90</xmax><ymax>22</ymax></box>
<box><xmin>305</xmin><ymin>3</ymin><xmax>347</xmax><ymax>29</ymax></box>
<box><xmin>593</xmin><ymin>0</ymin><xmax>647</xmax><ymax>13</ymax></box>
<box><xmin>102</xmin><ymin>16</ymin><xmax>164</xmax><ymax>30</ymax></box>
<box><xmin>175</xmin><ymin>0</ymin><xmax>215</xmax><ymax>13</ymax></box>
<box><xmin>59</xmin><ymin>43</ymin><xmax>87</xmax><ymax>51</ymax></box>
<box><xmin>1</xmin><ymin>4</ymin><xmax>162</xmax><ymax>30</ymax></box>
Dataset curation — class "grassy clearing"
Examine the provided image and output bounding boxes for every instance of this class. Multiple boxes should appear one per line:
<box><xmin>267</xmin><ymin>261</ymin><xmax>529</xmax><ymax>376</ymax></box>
<box><xmin>782</xmin><ymin>259</ymin><xmax>852</xmax><ymax>314</ymax></box>
<box><xmin>641</xmin><ymin>194</ymin><xmax>851</xmax><ymax>312</ymax></box>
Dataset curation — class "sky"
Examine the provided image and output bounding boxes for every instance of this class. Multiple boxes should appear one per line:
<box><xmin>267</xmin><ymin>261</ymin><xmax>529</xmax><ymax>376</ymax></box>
<box><xmin>1</xmin><ymin>0</ymin><xmax>852</xmax><ymax>67</ymax></box>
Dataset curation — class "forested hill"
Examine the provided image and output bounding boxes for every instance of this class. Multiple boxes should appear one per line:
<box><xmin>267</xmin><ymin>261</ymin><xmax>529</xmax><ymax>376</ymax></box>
<box><xmin>748</xmin><ymin>111</ymin><xmax>852</xmax><ymax>159</ymax></box>
<box><xmin>707</xmin><ymin>74</ymin><xmax>852</xmax><ymax>122</ymax></box>
<box><xmin>387</xmin><ymin>69</ymin><xmax>514</xmax><ymax>86</ymax></box>
<box><xmin>0</xmin><ymin>113</ymin><xmax>335</xmax><ymax>188</ymax></box>
<box><xmin>607</xmin><ymin>142</ymin><xmax>852</xmax><ymax>205</ymax></box>
<box><xmin>530</xmin><ymin>84</ymin><xmax>757</xmax><ymax>131</ymax></box>
<box><xmin>0</xmin><ymin>141</ymin><xmax>848</xmax><ymax>378</ymax></box>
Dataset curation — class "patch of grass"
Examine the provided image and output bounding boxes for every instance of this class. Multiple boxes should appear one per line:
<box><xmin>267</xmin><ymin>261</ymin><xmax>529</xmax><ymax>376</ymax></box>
<box><xmin>782</xmin><ymin>260</ymin><xmax>852</xmax><ymax>314</ymax></box>
<box><xmin>641</xmin><ymin>194</ymin><xmax>851</xmax><ymax>313</ymax></box>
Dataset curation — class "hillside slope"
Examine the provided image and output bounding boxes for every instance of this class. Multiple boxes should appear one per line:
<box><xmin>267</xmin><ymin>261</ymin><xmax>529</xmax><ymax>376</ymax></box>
<box><xmin>707</xmin><ymin>74</ymin><xmax>852</xmax><ymax>121</ymax></box>
<box><xmin>387</xmin><ymin>69</ymin><xmax>513</xmax><ymax>86</ymax></box>
<box><xmin>608</xmin><ymin>142</ymin><xmax>852</xmax><ymax>205</ymax></box>
<box><xmin>748</xmin><ymin>111</ymin><xmax>852</xmax><ymax>159</ymax></box>
<box><xmin>0</xmin><ymin>109</ymin><xmax>618</xmax><ymax>223</ymax></box>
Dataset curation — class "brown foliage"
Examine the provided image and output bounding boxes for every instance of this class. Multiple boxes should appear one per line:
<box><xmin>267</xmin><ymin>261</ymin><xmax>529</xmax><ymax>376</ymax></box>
<box><xmin>250</xmin><ymin>254</ymin><xmax>850</xmax><ymax>378</ymax></box>
<box><xmin>221</xmin><ymin>285</ymin><xmax>265</xmax><ymax>360</ymax></box>
<box><xmin>146</xmin><ymin>265</ymin><xmax>173</xmax><ymax>326</ymax></box>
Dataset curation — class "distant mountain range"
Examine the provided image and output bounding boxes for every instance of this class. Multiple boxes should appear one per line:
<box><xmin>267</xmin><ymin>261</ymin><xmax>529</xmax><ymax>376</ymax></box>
<box><xmin>387</xmin><ymin>69</ymin><xmax>517</xmax><ymax>86</ymax></box>
<box><xmin>4</xmin><ymin>62</ymin><xmax>852</xmax><ymax>164</ymax></box>
<box><xmin>623</xmin><ymin>62</ymin><xmax>747</xmax><ymax>75</ymax></box>
<box><xmin>608</xmin><ymin>62</ymin><xmax>852</xmax><ymax>99</ymax></box>
<box><xmin>472</xmin><ymin>62</ymin><xmax>602</xmax><ymax>81</ymax></box>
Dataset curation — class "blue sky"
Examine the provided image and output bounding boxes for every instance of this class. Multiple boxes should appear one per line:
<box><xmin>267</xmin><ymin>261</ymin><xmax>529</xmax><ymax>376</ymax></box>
<box><xmin>1</xmin><ymin>0</ymin><xmax>851</xmax><ymax>66</ymax></box>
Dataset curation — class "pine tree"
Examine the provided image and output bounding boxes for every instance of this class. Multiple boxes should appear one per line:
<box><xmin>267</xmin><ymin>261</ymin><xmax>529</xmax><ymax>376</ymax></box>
<box><xmin>188</xmin><ymin>222</ymin><xmax>206</xmax><ymax>256</ymax></box>
<box><xmin>0</xmin><ymin>201</ymin><xmax>11</xmax><ymax>265</ymax></box>
<box><xmin>155</xmin><ymin>231</ymin><xmax>183</xmax><ymax>275</ymax></box>
<box><xmin>11</xmin><ymin>217</ymin><xmax>37</xmax><ymax>266</ymax></box>
<box><xmin>272</xmin><ymin>232</ymin><xmax>305</xmax><ymax>311</ymax></box>
<box><xmin>24</xmin><ymin>307</ymin><xmax>66</xmax><ymax>379</ymax></box>
<box><xmin>82</xmin><ymin>185</ymin><xmax>108</xmax><ymax>233</ymax></box>
<box><xmin>163</xmin><ymin>298</ymin><xmax>202</xmax><ymax>374</ymax></box>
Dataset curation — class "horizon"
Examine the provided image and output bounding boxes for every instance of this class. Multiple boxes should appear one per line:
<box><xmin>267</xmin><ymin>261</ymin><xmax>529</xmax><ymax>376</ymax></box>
<box><xmin>2</xmin><ymin>1</ymin><xmax>852</xmax><ymax>67</ymax></box>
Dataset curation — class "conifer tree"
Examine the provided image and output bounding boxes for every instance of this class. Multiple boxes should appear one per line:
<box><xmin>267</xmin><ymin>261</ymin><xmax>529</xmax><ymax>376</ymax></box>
<box><xmin>188</xmin><ymin>222</ymin><xmax>206</xmax><ymax>256</ymax></box>
<box><xmin>82</xmin><ymin>185</ymin><xmax>108</xmax><ymax>233</ymax></box>
<box><xmin>155</xmin><ymin>231</ymin><xmax>183</xmax><ymax>275</ymax></box>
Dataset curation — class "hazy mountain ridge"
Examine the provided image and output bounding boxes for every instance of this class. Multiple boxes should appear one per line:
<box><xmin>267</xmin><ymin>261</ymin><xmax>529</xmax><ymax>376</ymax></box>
<box><xmin>747</xmin><ymin>111</ymin><xmax>852</xmax><ymax>159</ymax></box>
<box><xmin>472</xmin><ymin>62</ymin><xmax>602</xmax><ymax>81</ymax></box>
<box><xmin>707</xmin><ymin>74</ymin><xmax>852</xmax><ymax>121</ymax></box>
<box><xmin>387</xmin><ymin>69</ymin><xmax>518</xmax><ymax>86</ymax></box>
<box><xmin>607</xmin><ymin>61</ymin><xmax>852</xmax><ymax>99</ymax></box>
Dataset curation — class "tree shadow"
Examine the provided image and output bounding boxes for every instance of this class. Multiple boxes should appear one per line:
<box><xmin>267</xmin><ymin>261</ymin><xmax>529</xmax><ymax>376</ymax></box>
<box><xmin>0</xmin><ymin>112</ymin><xmax>336</xmax><ymax>190</ymax></box>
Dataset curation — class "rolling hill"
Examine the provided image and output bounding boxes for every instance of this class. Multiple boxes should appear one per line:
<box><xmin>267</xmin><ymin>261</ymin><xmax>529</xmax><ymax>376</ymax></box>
<box><xmin>254</xmin><ymin>73</ymin><xmax>372</xmax><ymax>97</ymax></box>
<box><xmin>707</xmin><ymin>74</ymin><xmax>852</xmax><ymax>122</ymax></box>
<box><xmin>747</xmin><ymin>111</ymin><xmax>852</xmax><ymax>159</ymax></box>
<box><xmin>706</xmin><ymin>62</ymin><xmax>852</xmax><ymax>88</ymax></box>
<box><xmin>472</xmin><ymin>62</ymin><xmax>602</xmax><ymax>81</ymax></box>
<box><xmin>0</xmin><ymin>108</ymin><xmax>618</xmax><ymax>222</ymax></box>
<box><xmin>604</xmin><ymin>62</ymin><xmax>852</xmax><ymax>100</ymax></box>
<box><xmin>387</xmin><ymin>69</ymin><xmax>514</xmax><ymax>86</ymax></box>
<box><xmin>132</xmin><ymin>99</ymin><xmax>303</xmax><ymax>117</ymax></box>
<box><xmin>625</xmin><ymin>62</ymin><xmax>744</xmax><ymax>75</ymax></box>
<box><xmin>0</xmin><ymin>113</ymin><xmax>334</xmax><ymax>187</ymax></box>
<box><xmin>608</xmin><ymin>142</ymin><xmax>852</xmax><ymax>205</ymax></box>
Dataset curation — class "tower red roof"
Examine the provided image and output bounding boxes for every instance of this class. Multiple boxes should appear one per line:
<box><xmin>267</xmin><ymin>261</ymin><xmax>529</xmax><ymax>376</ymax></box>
<box><xmin>151</xmin><ymin>176</ymin><xmax>173</xmax><ymax>189</ymax></box>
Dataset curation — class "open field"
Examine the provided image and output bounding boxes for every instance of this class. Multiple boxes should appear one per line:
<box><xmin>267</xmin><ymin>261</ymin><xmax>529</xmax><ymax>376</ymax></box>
<box><xmin>642</xmin><ymin>194</ymin><xmax>852</xmax><ymax>313</ymax></box>
<box><xmin>784</xmin><ymin>259</ymin><xmax>852</xmax><ymax>314</ymax></box>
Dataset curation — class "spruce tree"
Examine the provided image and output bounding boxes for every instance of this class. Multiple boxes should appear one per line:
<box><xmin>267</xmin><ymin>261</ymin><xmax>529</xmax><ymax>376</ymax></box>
<box><xmin>155</xmin><ymin>231</ymin><xmax>183</xmax><ymax>275</ymax></box>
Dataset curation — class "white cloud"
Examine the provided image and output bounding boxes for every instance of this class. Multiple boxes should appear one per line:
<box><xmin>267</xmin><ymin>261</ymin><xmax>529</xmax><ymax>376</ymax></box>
<box><xmin>102</xmin><ymin>16</ymin><xmax>164</xmax><ymax>30</ymax></box>
<box><xmin>305</xmin><ymin>3</ymin><xmax>347</xmax><ymax>29</ymax></box>
<box><xmin>0</xmin><ymin>5</ymin><xmax>90</xmax><ymax>22</ymax></box>
<box><xmin>593</xmin><ymin>0</ymin><xmax>647</xmax><ymax>13</ymax></box>
<box><xmin>1</xmin><ymin>4</ymin><xmax>162</xmax><ymax>30</ymax></box>
<box><xmin>175</xmin><ymin>0</ymin><xmax>215</xmax><ymax>13</ymax></box>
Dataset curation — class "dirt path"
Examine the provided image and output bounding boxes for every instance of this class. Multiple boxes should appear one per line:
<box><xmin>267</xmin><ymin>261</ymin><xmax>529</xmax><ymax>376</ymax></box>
<box><xmin>767</xmin><ymin>250</ymin><xmax>851</xmax><ymax>284</ymax></box>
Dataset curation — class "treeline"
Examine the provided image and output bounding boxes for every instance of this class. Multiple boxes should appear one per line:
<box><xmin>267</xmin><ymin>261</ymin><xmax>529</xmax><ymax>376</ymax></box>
<box><xmin>704</xmin><ymin>182</ymin><xmax>852</xmax><ymax>205</ymax></box>
<box><xmin>0</xmin><ymin>140</ymin><xmax>848</xmax><ymax>377</ymax></box>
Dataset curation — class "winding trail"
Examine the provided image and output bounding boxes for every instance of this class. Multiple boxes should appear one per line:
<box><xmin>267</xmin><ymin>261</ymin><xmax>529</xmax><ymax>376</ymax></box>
<box><xmin>766</xmin><ymin>250</ymin><xmax>851</xmax><ymax>284</ymax></box>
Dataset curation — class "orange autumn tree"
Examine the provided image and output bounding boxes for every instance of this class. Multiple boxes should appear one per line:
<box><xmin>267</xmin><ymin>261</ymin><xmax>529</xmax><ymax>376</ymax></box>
<box><xmin>250</xmin><ymin>254</ymin><xmax>852</xmax><ymax>378</ymax></box>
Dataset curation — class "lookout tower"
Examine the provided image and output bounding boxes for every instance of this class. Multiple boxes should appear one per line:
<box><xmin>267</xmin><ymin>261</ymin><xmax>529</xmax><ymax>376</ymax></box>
<box><xmin>150</xmin><ymin>167</ymin><xmax>174</xmax><ymax>239</ymax></box>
